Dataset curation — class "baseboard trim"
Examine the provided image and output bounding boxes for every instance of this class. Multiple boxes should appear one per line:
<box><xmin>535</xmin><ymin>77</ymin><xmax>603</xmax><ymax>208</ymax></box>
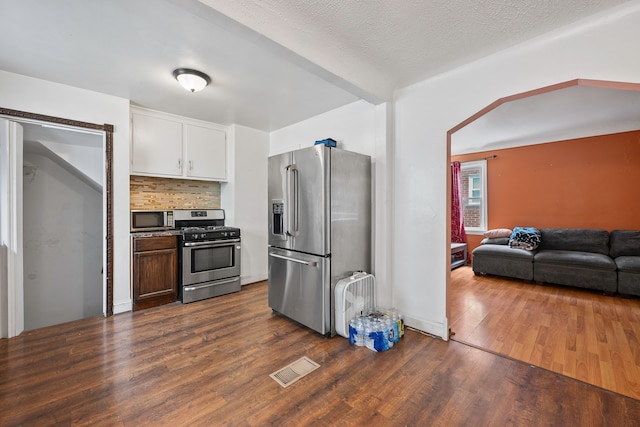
<box><xmin>113</xmin><ymin>300</ymin><xmax>132</xmax><ymax>314</ymax></box>
<box><xmin>403</xmin><ymin>313</ymin><xmax>449</xmax><ymax>341</ymax></box>
<box><xmin>241</xmin><ymin>273</ymin><xmax>267</xmax><ymax>286</ymax></box>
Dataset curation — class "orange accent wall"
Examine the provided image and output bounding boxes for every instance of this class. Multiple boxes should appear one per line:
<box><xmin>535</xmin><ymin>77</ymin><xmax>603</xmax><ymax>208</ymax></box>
<box><xmin>452</xmin><ymin>130</ymin><xmax>640</xmax><ymax>253</ymax></box>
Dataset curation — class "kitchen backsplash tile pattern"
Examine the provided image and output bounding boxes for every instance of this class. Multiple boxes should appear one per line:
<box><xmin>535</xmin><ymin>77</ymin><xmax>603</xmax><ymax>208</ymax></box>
<box><xmin>130</xmin><ymin>176</ymin><xmax>221</xmax><ymax>210</ymax></box>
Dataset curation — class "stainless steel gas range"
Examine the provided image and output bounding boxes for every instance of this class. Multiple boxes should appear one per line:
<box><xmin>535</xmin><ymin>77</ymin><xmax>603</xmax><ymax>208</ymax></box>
<box><xmin>175</xmin><ymin>209</ymin><xmax>241</xmax><ymax>303</ymax></box>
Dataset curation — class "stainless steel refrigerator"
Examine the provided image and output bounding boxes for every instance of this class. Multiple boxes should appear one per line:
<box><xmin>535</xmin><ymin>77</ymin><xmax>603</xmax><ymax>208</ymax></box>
<box><xmin>268</xmin><ymin>145</ymin><xmax>371</xmax><ymax>336</ymax></box>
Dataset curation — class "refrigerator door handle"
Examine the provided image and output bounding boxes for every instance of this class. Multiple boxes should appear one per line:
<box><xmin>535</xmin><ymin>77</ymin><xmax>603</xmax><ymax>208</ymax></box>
<box><xmin>284</xmin><ymin>165</ymin><xmax>290</xmax><ymax>236</ymax></box>
<box><xmin>292</xmin><ymin>165</ymin><xmax>299</xmax><ymax>235</ymax></box>
<box><xmin>286</xmin><ymin>164</ymin><xmax>299</xmax><ymax>236</ymax></box>
<box><xmin>269</xmin><ymin>252</ymin><xmax>317</xmax><ymax>267</ymax></box>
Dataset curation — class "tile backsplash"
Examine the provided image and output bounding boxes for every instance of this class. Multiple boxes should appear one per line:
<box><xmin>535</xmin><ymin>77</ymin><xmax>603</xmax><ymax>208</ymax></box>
<box><xmin>130</xmin><ymin>176</ymin><xmax>221</xmax><ymax>210</ymax></box>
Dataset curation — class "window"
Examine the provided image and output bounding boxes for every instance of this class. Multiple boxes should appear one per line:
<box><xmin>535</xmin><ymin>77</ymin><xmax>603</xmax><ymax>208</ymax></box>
<box><xmin>467</xmin><ymin>173</ymin><xmax>481</xmax><ymax>205</ymax></box>
<box><xmin>460</xmin><ymin>160</ymin><xmax>487</xmax><ymax>233</ymax></box>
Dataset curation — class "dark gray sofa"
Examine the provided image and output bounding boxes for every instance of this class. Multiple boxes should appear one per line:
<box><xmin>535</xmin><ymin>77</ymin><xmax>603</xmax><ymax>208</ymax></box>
<box><xmin>472</xmin><ymin>244</ymin><xmax>534</xmax><ymax>280</ymax></box>
<box><xmin>472</xmin><ymin>228</ymin><xmax>640</xmax><ymax>295</ymax></box>
<box><xmin>610</xmin><ymin>230</ymin><xmax>640</xmax><ymax>296</ymax></box>
<box><xmin>533</xmin><ymin>228</ymin><xmax>616</xmax><ymax>293</ymax></box>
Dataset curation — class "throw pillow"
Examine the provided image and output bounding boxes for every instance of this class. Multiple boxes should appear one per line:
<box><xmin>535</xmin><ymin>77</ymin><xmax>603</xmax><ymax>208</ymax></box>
<box><xmin>484</xmin><ymin>228</ymin><xmax>512</xmax><ymax>238</ymax></box>
<box><xmin>509</xmin><ymin>227</ymin><xmax>541</xmax><ymax>251</ymax></box>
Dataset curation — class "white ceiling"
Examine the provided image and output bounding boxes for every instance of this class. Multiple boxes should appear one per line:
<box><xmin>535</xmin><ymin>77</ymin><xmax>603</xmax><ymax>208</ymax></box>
<box><xmin>452</xmin><ymin>84</ymin><xmax>640</xmax><ymax>154</ymax></box>
<box><xmin>201</xmin><ymin>0</ymin><xmax>635</xmax><ymax>102</ymax></box>
<box><xmin>0</xmin><ymin>0</ymin><xmax>635</xmax><ymax>132</ymax></box>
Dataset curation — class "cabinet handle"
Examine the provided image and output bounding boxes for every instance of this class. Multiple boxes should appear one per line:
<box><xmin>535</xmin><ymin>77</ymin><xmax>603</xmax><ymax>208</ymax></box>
<box><xmin>177</xmin><ymin>159</ymin><xmax>182</xmax><ymax>171</ymax></box>
<box><xmin>189</xmin><ymin>160</ymin><xmax>193</xmax><ymax>171</ymax></box>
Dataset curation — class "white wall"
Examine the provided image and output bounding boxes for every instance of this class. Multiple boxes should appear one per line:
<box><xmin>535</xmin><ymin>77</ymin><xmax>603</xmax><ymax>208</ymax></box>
<box><xmin>37</xmin><ymin>139</ymin><xmax>103</xmax><ymax>187</ymax></box>
<box><xmin>23</xmin><ymin>151</ymin><xmax>103</xmax><ymax>330</ymax></box>
<box><xmin>223</xmin><ymin>124</ymin><xmax>269</xmax><ymax>285</ymax></box>
<box><xmin>393</xmin><ymin>2</ymin><xmax>640</xmax><ymax>339</ymax></box>
<box><xmin>270</xmin><ymin>100</ymin><xmax>377</xmax><ymax>156</ymax></box>
<box><xmin>0</xmin><ymin>121</ymin><xmax>11</xmax><ymax>337</ymax></box>
<box><xmin>0</xmin><ymin>70</ymin><xmax>131</xmax><ymax>314</ymax></box>
<box><xmin>0</xmin><ymin>120</ymin><xmax>24</xmax><ymax>337</ymax></box>
<box><xmin>269</xmin><ymin>100</ymin><xmax>393</xmax><ymax>305</ymax></box>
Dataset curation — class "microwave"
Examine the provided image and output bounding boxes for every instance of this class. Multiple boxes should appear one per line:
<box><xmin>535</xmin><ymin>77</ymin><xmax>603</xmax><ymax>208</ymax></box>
<box><xmin>131</xmin><ymin>210</ymin><xmax>174</xmax><ymax>232</ymax></box>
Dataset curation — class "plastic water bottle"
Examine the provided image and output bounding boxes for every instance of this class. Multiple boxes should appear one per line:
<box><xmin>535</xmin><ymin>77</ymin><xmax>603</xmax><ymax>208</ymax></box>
<box><xmin>349</xmin><ymin>319</ymin><xmax>357</xmax><ymax>345</ymax></box>
<box><xmin>385</xmin><ymin>318</ymin><xmax>395</xmax><ymax>348</ymax></box>
<box><xmin>350</xmin><ymin>317</ymin><xmax>365</xmax><ymax>347</ymax></box>
<box><xmin>372</xmin><ymin>319</ymin><xmax>389</xmax><ymax>352</ymax></box>
<box><xmin>355</xmin><ymin>318</ymin><xmax>365</xmax><ymax>346</ymax></box>
<box><xmin>364</xmin><ymin>321</ymin><xmax>375</xmax><ymax>351</ymax></box>
<box><xmin>390</xmin><ymin>313</ymin><xmax>400</xmax><ymax>342</ymax></box>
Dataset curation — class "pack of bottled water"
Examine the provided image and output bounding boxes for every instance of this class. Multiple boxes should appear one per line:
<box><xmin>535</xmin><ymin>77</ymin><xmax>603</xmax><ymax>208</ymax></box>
<box><xmin>348</xmin><ymin>308</ymin><xmax>404</xmax><ymax>352</ymax></box>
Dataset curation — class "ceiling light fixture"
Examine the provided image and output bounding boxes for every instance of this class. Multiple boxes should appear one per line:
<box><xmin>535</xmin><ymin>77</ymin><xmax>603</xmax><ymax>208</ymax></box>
<box><xmin>173</xmin><ymin>68</ymin><xmax>211</xmax><ymax>93</ymax></box>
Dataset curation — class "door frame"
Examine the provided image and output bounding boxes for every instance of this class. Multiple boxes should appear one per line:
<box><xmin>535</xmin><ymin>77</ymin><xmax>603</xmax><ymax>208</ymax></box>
<box><xmin>0</xmin><ymin>107</ymin><xmax>115</xmax><ymax>316</ymax></box>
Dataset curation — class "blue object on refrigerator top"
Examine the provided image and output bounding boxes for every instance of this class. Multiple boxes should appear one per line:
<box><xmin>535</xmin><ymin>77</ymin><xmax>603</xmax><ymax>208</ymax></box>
<box><xmin>314</xmin><ymin>138</ymin><xmax>337</xmax><ymax>147</ymax></box>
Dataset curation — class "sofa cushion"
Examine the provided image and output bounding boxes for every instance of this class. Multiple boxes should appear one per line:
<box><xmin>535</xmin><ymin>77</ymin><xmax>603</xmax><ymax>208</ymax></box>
<box><xmin>473</xmin><ymin>244</ymin><xmax>535</xmax><ymax>261</ymax></box>
<box><xmin>472</xmin><ymin>244</ymin><xmax>534</xmax><ymax>280</ymax></box>
<box><xmin>481</xmin><ymin>237</ymin><xmax>510</xmax><ymax>245</ymax></box>
<box><xmin>534</xmin><ymin>250</ymin><xmax>616</xmax><ymax>271</ymax></box>
<box><xmin>618</xmin><ymin>271</ymin><xmax>640</xmax><ymax>296</ymax></box>
<box><xmin>610</xmin><ymin>230</ymin><xmax>640</xmax><ymax>258</ymax></box>
<box><xmin>539</xmin><ymin>228</ymin><xmax>610</xmax><ymax>255</ymax></box>
<box><xmin>615</xmin><ymin>256</ymin><xmax>640</xmax><ymax>273</ymax></box>
<box><xmin>534</xmin><ymin>263</ymin><xmax>617</xmax><ymax>292</ymax></box>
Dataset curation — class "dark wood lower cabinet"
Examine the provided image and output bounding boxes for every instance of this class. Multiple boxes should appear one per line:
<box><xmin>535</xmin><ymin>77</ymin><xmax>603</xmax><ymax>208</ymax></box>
<box><xmin>132</xmin><ymin>235</ymin><xmax>178</xmax><ymax>311</ymax></box>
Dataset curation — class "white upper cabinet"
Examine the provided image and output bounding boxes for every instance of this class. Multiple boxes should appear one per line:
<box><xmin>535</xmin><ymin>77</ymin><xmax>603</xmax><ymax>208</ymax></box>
<box><xmin>184</xmin><ymin>124</ymin><xmax>226</xmax><ymax>180</ymax></box>
<box><xmin>131</xmin><ymin>113</ymin><xmax>183</xmax><ymax>177</ymax></box>
<box><xmin>130</xmin><ymin>107</ymin><xmax>227</xmax><ymax>181</ymax></box>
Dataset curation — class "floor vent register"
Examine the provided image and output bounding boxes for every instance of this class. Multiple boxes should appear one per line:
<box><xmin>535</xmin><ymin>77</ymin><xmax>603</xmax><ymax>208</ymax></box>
<box><xmin>269</xmin><ymin>356</ymin><xmax>320</xmax><ymax>388</ymax></box>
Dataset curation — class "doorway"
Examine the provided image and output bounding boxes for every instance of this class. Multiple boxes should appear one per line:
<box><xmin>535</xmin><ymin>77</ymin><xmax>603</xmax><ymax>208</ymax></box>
<box><xmin>445</xmin><ymin>78</ymin><xmax>640</xmax><ymax>395</ymax></box>
<box><xmin>0</xmin><ymin>108</ymin><xmax>113</xmax><ymax>338</ymax></box>
<box><xmin>22</xmin><ymin>123</ymin><xmax>104</xmax><ymax>330</ymax></box>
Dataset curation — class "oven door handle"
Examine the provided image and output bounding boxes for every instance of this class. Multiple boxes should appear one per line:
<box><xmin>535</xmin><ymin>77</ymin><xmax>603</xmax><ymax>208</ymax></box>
<box><xmin>183</xmin><ymin>277</ymin><xmax>240</xmax><ymax>292</ymax></box>
<box><xmin>183</xmin><ymin>239</ymin><xmax>240</xmax><ymax>248</ymax></box>
<box><xmin>269</xmin><ymin>252</ymin><xmax>317</xmax><ymax>267</ymax></box>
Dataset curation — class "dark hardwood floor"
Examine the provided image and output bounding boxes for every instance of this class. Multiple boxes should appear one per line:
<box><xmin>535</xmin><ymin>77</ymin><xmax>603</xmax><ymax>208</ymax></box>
<box><xmin>2</xmin><ymin>280</ymin><xmax>640</xmax><ymax>426</ymax></box>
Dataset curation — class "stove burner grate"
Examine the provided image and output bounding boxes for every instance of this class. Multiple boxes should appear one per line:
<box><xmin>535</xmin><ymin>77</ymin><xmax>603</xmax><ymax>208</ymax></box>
<box><xmin>181</xmin><ymin>226</ymin><xmax>238</xmax><ymax>233</ymax></box>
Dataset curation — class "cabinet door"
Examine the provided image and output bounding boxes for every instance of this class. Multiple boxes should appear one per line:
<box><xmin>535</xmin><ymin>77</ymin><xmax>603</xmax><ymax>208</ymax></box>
<box><xmin>131</xmin><ymin>113</ymin><xmax>183</xmax><ymax>176</ymax></box>
<box><xmin>133</xmin><ymin>241</ymin><xmax>178</xmax><ymax>311</ymax></box>
<box><xmin>184</xmin><ymin>124</ymin><xmax>226</xmax><ymax>180</ymax></box>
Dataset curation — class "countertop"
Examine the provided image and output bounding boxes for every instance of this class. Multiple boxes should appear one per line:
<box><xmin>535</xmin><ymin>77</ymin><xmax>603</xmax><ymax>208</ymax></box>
<box><xmin>130</xmin><ymin>230</ymin><xmax>182</xmax><ymax>238</ymax></box>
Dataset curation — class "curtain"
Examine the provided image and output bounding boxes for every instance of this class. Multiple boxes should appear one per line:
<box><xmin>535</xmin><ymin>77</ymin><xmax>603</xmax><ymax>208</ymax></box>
<box><xmin>451</xmin><ymin>161</ymin><xmax>467</xmax><ymax>244</ymax></box>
